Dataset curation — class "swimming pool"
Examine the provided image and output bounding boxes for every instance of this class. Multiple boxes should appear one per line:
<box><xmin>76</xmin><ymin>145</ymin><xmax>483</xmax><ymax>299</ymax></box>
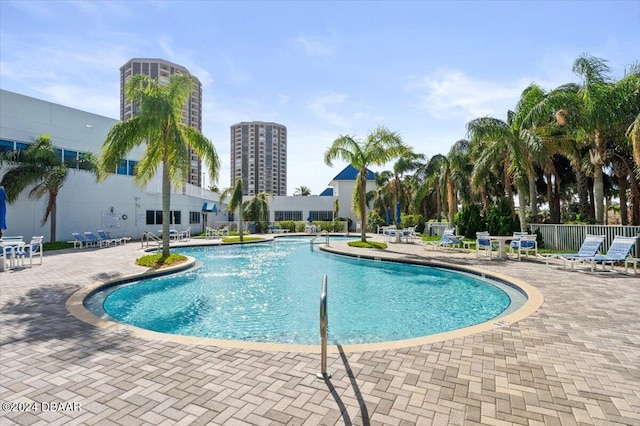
<box><xmin>85</xmin><ymin>237</ymin><xmax>526</xmax><ymax>346</ymax></box>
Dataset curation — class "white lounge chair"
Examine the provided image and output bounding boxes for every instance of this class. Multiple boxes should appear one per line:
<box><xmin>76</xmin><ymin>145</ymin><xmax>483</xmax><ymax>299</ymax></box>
<box><xmin>70</xmin><ymin>232</ymin><xmax>93</xmax><ymax>248</ymax></box>
<box><xmin>543</xmin><ymin>234</ymin><xmax>605</xmax><ymax>269</ymax></box>
<box><xmin>428</xmin><ymin>228</ymin><xmax>462</xmax><ymax>250</ymax></box>
<box><xmin>578</xmin><ymin>235</ymin><xmax>638</xmax><ymax>272</ymax></box>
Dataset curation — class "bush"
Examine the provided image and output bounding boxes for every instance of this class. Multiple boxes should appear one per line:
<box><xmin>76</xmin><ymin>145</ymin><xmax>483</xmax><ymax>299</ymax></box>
<box><xmin>367</xmin><ymin>211</ymin><xmax>386</xmax><ymax>232</ymax></box>
<box><xmin>277</xmin><ymin>220</ymin><xmax>296</xmax><ymax>233</ymax></box>
<box><xmin>456</xmin><ymin>203</ymin><xmax>486</xmax><ymax>238</ymax></box>
<box><xmin>400</xmin><ymin>214</ymin><xmax>424</xmax><ymax>231</ymax></box>
<box><xmin>485</xmin><ymin>199</ymin><xmax>520</xmax><ymax>236</ymax></box>
<box><xmin>348</xmin><ymin>240</ymin><xmax>387</xmax><ymax>249</ymax></box>
<box><xmin>136</xmin><ymin>253</ymin><xmax>187</xmax><ymax>268</ymax></box>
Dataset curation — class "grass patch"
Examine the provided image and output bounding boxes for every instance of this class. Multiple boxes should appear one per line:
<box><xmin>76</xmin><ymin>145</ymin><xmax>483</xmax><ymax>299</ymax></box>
<box><xmin>348</xmin><ymin>240</ymin><xmax>387</xmax><ymax>249</ymax></box>
<box><xmin>43</xmin><ymin>241</ymin><xmax>74</xmax><ymax>251</ymax></box>
<box><xmin>136</xmin><ymin>253</ymin><xmax>188</xmax><ymax>269</ymax></box>
<box><xmin>221</xmin><ymin>236</ymin><xmax>264</xmax><ymax>243</ymax></box>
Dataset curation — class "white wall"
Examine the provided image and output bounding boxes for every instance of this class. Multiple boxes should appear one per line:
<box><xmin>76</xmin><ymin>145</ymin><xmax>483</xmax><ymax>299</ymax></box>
<box><xmin>1</xmin><ymin>90</ymin><xmax>375</xmax><ymax>240</ymax></box>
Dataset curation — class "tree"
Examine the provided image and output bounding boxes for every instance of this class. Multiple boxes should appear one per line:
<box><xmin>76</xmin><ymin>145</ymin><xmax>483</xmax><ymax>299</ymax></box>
<box><xmin>324</xmin><ymin>126</ymin><xmax>408</xmax><ymax>242</ymax></box>
<box><xmin>467</xmin><ymin>84</ymin><xmax>544</xmax><ymax>232</ymax></box>
<box><xmin>294</xmin><ymin>185</ymin><xmax>311</xmax><ymax>196</ymax></box>
<box><xmin>99</xmin><ymin>74</ymin><xmax>220</xmax><ymax>258</ymax></box>
<box><xmin>0</xmin><ymin>134</ymin><xmax>97</xmax><ymax>242</ymax></box>
<box><xmin>543</xmin><ymin>55</ymin><xmax>640</xmax><ymax>223</ymax></box>
<box><xmin>244</xmin><ymin>192</ymin><xmax>271</xmax><ymax>232</ymax></box>
<box><xmin>221</xmin><ymin>178</ymin><xmax>245</xmax><ymax>242</ymax></box>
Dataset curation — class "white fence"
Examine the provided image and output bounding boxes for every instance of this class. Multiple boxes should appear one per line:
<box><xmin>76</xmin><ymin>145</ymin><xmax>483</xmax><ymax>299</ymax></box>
<box><xmin>426</xmin><ymin>222</ymin><xmax>639</xmax><ymax>255</ymax></box>
<box><xmin>529</xmin><ymin>224</ymin><xmax>640</xmax><ymax>255</ymax></box>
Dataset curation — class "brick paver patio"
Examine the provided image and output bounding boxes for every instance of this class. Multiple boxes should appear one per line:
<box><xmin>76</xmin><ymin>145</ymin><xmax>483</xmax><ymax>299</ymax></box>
<box><xmin>1</xmin><ymin>235</ymin><xmax>639</xmax><ymax>425</ymax></box>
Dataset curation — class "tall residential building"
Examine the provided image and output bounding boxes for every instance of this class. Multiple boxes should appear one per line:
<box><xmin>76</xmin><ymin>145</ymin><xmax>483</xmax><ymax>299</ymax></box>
<box><xmin>230</xmin><ymin>122</ymin><xmax>287</xmax><ymax>196</ymax></box>
<box><xmin>120</xmin><ymin>58</ymin><xmax>203</xmax><ymax>187</ymax></box>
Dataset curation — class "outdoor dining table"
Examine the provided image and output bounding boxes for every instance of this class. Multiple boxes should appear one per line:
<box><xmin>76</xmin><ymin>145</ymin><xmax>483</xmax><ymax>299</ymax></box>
<box><xmin>489</xmin><ymin>235</ymin><xmax>513</xmax><ymax>259</ymax></box>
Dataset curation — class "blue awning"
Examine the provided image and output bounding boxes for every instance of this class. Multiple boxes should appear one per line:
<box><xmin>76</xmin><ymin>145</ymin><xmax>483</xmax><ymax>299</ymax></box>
<box><xmin>202</xmin><ymin>202</ymin><xmax>218</xmax><ymax>212</ymax></box>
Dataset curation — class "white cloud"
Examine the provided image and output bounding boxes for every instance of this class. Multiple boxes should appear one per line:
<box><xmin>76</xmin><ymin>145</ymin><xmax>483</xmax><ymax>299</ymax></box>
<box><xmin>307</xmin><ymin>93</ymin><xmax>350</xmax><ymax>127</ymax></box>
<box><xmin>296</xmin><ymin>34</ymin><xmax>336</xmax><ymax>57</ymax></box>
<box><xmin>406</xmin><ymin>69</ymin><xmax>530</xmax><ymax>121</ymax></box>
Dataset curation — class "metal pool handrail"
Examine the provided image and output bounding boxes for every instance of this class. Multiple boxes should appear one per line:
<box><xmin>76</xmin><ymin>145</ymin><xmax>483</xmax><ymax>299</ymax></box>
<box><xmin>316</xmin><ymin>274</ymin><xmax>331</xmax><ymax>379</ymax></box>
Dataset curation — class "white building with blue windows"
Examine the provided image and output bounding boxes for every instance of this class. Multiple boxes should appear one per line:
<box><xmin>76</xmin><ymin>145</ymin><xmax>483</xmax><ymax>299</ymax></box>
<box><xmin>0</xmin><ymin>90</ymin><xmax>372</xmax><ymax>242</ymax></box>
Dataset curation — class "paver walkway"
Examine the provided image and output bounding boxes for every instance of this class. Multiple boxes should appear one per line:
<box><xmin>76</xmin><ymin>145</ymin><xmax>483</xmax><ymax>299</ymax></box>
<box><xmin>1</xmin><ymin>235</ymin><xmax>639</xmax><ymax>425</ymax></box>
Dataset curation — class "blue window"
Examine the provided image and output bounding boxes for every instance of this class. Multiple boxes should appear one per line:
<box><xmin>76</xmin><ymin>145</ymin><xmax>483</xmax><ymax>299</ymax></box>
<box><xmin>63</xmin><ymin>150</ymin><xmax>78</xmax><ymax>168</ymax></box>
<box><xmin>117</xmin><ymin>160</ymin><xmax>127</xmax><ymax>175</ymax></box>
<box><xmin>127</xmin><ymin>160</ymin><xmax>137</xmax><ymax>176</ymax></box>
<box><xmin>0</xmin><ymin>140</ymin><xmax>13</xmax><ymax>152</ymax></box>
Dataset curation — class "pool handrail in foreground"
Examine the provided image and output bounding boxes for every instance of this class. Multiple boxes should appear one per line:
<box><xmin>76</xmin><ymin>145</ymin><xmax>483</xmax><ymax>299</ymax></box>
<box><xmin>66</xmin><ymin>242</ymin><xmax>544</xmax><ymax>353</ymax></box>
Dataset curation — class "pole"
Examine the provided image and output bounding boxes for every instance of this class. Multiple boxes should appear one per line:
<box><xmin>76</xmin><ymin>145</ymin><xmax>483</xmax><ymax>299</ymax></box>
<box><xmin>316</xmin><ymin>275</ymin><xmax>331</xmax><ymax>379</ymax></box>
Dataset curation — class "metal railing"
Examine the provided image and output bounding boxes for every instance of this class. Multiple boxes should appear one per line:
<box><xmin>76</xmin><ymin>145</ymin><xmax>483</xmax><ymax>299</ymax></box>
<box><xmin>316</xmin><ymin>275</ymin><xmax>331</xmax><ymax>379</ymax></box>
<box><xmin>529</xmin><ymin>224</ymin><xmax>640</xmax><ymax>255</ymax></box>
<box><xmin>141</xmin><ymin>231</ymin><xmax>162</xmax><ymax>248</ymax></box>
<box><xmin>310</xmin><ymin>230</ymin><xmax>330</xmax><ymax>247</ymax></box>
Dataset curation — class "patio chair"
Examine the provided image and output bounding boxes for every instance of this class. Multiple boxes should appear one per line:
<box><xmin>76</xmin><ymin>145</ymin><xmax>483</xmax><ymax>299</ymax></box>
<box><xmin>69</xmin><ymin>232</ymin><xmax>93</xmax><ymax>248</ymax></box>
<box><xmin>510</xmin><ymin>234</ymin><xmax>538</xmax><ymax>260</ymax></box>
<box><xmin>1</xmin><ymin>240</ymin><xmax>19</xmax><ymax>271</ymax></box>
<box><xmin>84</xmin><ymin>231</ymin><xmax>111</xmax><ymax>248</ymax></box>
<box><xmin>578</xmin><ymin>235</ymin><xmax>638</xmax><ymax>272</ymax></box>
<box><xmin>14</xmin><ymin>236</ymin><xmax>44</xmax><ymax>267</ymax></box>
<box><xmin>179</xmin><ymin>227</ymin><xmax>191</xmax><ymax>241</ymax></box>
<box><xmin>542</xmin><ymin>234</ymin><xmax>605</xmax><ymax>268</ymax></box>
<box><xmin>476</xmin><ymin>231</ymin><xmax>498</xmax><ymax>258</ymax></box>
<box><xmin>428</xmin><ymin>228</ymin><xmax>462</xmax><ymax>250</ymax></box>
<box><xmin>97</xmin><ymin>230</ymin><xmax>124</xmax><ymax>246</ymax></box>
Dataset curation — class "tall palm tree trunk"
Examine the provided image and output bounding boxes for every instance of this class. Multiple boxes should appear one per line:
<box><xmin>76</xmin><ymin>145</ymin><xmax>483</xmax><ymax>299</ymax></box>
<box><xmin>161</xmin><ymin>157</ymin><xmax>171</xmax><ymax>258</ymax></box>
<box><xmin>359</xmin><ymin>173</ymin><xmax>367</xmax><ymax>241</ymax></box>
<box><xmin>50</xmin><ymin>202</ymin><xmax>57</xmax><ymax>243</ymax></box>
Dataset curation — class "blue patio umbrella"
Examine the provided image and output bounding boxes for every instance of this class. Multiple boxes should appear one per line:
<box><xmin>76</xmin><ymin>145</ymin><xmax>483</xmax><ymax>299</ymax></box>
<box><xmin>307</xmin><ymin>212</ymin><xmax>313</xmax><ymax>223</ymax></box>
<box><xmin>0</xmin><ymin>187</ymin><xmax>6</xmax><ymax>236</ymax></box>
<box><xmin>386</xmin><ymin>207</ymin><xmax>391</xmax><ymax>224</ymax></box>
<box><xmin>395</xmin><ymin>202</ymin><xmax>401</xmax><ymax>224</ymax></box>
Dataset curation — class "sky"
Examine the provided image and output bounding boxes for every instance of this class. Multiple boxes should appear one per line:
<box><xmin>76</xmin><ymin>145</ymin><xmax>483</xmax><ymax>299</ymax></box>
<box><xmin>1</xmin><ymin>1</ymin><xmax>638</xmax><ymax>195</ymax></box>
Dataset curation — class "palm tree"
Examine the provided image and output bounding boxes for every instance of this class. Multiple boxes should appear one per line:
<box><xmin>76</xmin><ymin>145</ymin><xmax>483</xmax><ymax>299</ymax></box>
<box><xmin>244</xmin><ymin>192</ymin><xmax>272</xmax><ymax>232</ymax></box>
<box><xmin>294</xmin><ymin>185</ymin><xmax>311</xmax><ymax>196</ymax></box>
<box><xmin>542</xmin><ymin>55</ymin><xmax>640</xmax><ymax>223</ymax></box>
<box><xmin>467</xmin><ymin>84</ymin><xmax>545</xmax><ymax>231</ymax></box>
<box><xmin>389</xmin><ymin>151</ymin><xmax>425</xmax><ymax>220</ymax></box>
<box><xmin>221</xmin><ymin>178</ymin><xmax>245</xmax><ymax>242</ymax></box>
<box><xmin>324</xmin><ymin>126</ymin><xmax>408</xmax><ymax>242</ymax></box>
<box><xmin>0</xmin><ymin>134</ymin><xmax>97</xmax><ymax>242</ymax></box>
<box><xmin>99</xmin><ymin>74</ymin><xmax>220</xmax><ymax>258</ymax></box>
<box><xmin>629</xmin><ymin>113</ymin><xmax>640</xmax><ymax>169</ymax></box>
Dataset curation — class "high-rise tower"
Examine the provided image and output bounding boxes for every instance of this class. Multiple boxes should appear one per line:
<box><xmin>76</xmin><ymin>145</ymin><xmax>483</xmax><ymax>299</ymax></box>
<box><xmin>230</xmin><ymin>122</ymin><xmax>287</xmax><ymax>196</ymax></box>
<box><xmin>120</xmin><ymin>58</ymin><xmax>203</xmax><ymax>187</ymax></box>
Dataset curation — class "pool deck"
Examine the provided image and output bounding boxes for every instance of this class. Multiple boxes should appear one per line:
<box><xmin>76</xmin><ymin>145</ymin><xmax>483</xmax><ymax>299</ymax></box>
<box><xmin>1</xmin><ymin>234</ymin><xmax>639</xmax><ymax>425</ymax></box>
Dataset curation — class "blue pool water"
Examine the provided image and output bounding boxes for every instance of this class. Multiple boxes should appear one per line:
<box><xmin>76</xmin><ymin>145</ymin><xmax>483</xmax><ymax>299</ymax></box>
<box><xmin>89</xmin><ymin>237</ymin><xmax>524</xmax><ymax>345</ymax></box>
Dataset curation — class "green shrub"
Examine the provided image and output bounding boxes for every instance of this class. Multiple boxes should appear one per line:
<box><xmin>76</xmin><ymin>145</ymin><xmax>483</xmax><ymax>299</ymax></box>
<box><xmin>400</xmin><ymin>214</ymin><xmax>424</xmax><ymax>231</ymax></box>
<box><xmin>486</xmin><ymin>199</ymin><xmax>520</xmax><ymax>236</ymax></box>
<box><xmin>136</xmin><ymin>253</ymin><xmax>187</xmax><ymax>268</ymax></box>
<box><xmin>348</xmin><ymin>240</ymin><xmax>387</xmax><ymax>249</ymax></box>
<box><xmin>222</xmin><ymin>236</ymin><xmax>264</xmax><ymax>243</ymax></box>
<box><xmin>277</xmin><ymin>220</ymin><xmax>296</xmax><ymax>232</ymax></box>
<box><xmin>456</xmin><ymin>203</ymin><xmax>486</xmax><ymax>238</ymax></box>
<box><xmin>367</xmin><ymin>211</ymin><xmax>386</xmax><ymax>232</ymax></box>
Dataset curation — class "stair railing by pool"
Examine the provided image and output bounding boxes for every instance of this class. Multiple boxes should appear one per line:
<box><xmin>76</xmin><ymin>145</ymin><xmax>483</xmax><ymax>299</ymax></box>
<box><xmin>141</xmin><ymin>231</ymin><xmax>162</xmax><ymax>248</ymax></box>
<box><xmin>310</xmin><ymin>230</ymin><xmax>330</xmax><ymax>249</ymax></box>
<box><xmin>316</xmin><ymin>274</ymin><xmax>331</xmax><ymax>380</ymax></box>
